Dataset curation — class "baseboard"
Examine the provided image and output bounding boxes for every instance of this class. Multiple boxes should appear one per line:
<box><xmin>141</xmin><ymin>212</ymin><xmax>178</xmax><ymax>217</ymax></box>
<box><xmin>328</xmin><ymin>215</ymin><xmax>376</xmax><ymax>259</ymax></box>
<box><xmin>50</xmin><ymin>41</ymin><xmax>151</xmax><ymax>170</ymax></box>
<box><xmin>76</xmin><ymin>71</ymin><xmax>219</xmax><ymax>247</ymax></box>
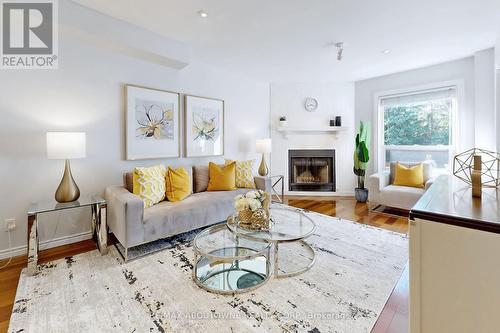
<box><xmin>0</xmin><ymin>231</ymin><xmax>92</xmax><ymax>260</ymax></box>
<box><xmin>0</xmin><ymin>244</ymin><xmax>26</xmax><ymax>260</ymax></box>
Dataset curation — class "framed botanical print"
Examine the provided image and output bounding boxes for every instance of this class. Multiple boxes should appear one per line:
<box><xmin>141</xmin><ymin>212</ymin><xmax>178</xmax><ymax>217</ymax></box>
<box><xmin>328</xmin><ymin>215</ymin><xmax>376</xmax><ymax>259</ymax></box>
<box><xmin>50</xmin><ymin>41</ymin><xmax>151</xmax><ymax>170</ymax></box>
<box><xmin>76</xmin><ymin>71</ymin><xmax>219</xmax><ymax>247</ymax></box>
<box><xmin>125</xmin><ymin>85</ymin><xmax>180</xmax><ymax>160</ymax></box>
<box><xmin>184</xmin><ymin>95</ymin><xmax>224</xmax><ymax>157</ymax></box>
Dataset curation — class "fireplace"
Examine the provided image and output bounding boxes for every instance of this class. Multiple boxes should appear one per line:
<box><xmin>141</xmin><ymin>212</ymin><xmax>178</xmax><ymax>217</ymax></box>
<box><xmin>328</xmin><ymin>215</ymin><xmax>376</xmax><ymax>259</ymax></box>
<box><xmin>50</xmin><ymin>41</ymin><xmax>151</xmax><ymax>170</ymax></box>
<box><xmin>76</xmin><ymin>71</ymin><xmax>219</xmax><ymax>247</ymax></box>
<box><xmin>289</xmin><ymin>149</ymin><xmax>336</xmax><ymax>192</ymax></box>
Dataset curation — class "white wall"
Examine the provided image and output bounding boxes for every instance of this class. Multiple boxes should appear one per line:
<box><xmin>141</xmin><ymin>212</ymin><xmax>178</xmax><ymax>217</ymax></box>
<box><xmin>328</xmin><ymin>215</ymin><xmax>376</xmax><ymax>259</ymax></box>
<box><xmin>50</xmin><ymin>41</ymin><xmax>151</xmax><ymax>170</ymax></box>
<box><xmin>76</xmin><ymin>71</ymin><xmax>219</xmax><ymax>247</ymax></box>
<box><xmin>270</xmin><ymin>82</ymin><xmax>356</xmax><ymax>195</ymax></box>
<box><xmin>474</xmin><ymin>49</ymin><xmax>496</xmax><ymax>151</ymax></box>
<box><xmin>496</xmin><ymin>32</ymin><xmax>500</xmax><ymax>68</ymax></box>
<box><xmin>355</xmin><ymin>57</ymin><xmax>476</xmax><ymax>174</ymax></box>
<box><xmin>496</xmin><ymin>34</ymin><xmax>500</xmax><ymax>152</ymax></box>
<box><xmin>0</xmin><ymin>27</ymin><xmax>270</xmax><ymax>256</ymax></box>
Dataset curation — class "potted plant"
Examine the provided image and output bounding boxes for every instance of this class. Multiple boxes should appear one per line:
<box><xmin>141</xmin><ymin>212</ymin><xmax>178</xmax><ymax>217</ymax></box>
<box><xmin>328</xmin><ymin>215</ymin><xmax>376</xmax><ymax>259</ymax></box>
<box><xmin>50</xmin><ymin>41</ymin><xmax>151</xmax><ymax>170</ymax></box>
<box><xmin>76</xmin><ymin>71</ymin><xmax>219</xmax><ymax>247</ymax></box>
<box><xmin>353</xmin><ymin>121</ymin><xmax>370</xmax><ymax>203</ymax></box>
<box><xmin>279</xmin><ymin>116</ymin><xmax>287</xmax><ymax>127</ymax></box>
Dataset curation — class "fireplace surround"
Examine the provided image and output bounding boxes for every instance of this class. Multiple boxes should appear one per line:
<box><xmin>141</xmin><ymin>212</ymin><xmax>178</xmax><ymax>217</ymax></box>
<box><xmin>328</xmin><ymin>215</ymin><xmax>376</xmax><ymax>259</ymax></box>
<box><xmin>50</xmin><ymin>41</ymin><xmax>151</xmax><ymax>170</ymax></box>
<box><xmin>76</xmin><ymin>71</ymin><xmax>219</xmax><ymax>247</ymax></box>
<box><xmin>288</xmin><ymin>149</ymin><xmax>336</xmax><ymax>192</ymax></box>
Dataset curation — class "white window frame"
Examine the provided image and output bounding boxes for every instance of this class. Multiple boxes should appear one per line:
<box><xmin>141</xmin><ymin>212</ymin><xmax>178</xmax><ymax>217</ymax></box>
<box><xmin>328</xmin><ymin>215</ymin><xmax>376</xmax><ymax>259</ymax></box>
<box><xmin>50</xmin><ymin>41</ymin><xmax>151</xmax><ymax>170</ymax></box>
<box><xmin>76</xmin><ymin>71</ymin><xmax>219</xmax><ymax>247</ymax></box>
<box><xmin>373</xmin><ymin>80</ymin><xmax>463</xmax><ymax>173</ymax></box>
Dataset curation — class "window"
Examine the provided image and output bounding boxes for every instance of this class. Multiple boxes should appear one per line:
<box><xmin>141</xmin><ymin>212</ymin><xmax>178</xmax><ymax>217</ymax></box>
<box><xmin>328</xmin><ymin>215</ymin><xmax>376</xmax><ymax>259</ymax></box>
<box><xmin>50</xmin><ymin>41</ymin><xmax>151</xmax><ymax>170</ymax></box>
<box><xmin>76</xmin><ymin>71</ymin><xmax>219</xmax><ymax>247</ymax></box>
<box><xmin>378</xmin><ymin>87</ymin><xmax>457</xmax><ymax>171</ymax></box>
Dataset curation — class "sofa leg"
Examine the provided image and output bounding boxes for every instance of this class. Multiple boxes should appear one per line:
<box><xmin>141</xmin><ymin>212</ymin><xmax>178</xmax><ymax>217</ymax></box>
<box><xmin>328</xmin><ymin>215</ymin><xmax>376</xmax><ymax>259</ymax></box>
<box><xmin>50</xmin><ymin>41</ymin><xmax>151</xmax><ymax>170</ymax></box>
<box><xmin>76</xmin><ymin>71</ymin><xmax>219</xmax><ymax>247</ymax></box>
<box><xmin>369</xmin><ymin>203</ymin><xmax>382</xmax><ymax>213</ymax></box>
<box><xmin>113</xmin><ymin>242</ymin><xmax>129</xmax><ymax>262</ymax></box>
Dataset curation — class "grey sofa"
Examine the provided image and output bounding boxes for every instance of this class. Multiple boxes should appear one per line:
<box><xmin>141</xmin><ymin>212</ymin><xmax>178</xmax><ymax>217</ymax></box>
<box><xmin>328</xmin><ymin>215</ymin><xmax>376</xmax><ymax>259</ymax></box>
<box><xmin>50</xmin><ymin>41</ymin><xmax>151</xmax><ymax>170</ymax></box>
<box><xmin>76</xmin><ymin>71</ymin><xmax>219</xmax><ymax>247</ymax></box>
<box><xmin>104</xmin><ymin>165</ymin><xmax>271</xmax><ymax>260</ymax></box>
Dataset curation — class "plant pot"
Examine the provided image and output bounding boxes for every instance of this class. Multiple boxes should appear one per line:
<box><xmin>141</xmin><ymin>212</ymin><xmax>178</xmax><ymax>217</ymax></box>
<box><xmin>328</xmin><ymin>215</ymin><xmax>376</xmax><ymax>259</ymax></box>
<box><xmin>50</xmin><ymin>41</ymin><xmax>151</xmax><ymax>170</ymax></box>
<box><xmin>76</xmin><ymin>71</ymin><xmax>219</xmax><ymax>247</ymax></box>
<box><xmin>354</xmin><ymin>188</ymin><xmax>368</xmax><ymax>203</ymax></box>
<box><xmin>279</xmin><ymin>120</ymin><xmax>287</xmax><ymax>127</ymax></box>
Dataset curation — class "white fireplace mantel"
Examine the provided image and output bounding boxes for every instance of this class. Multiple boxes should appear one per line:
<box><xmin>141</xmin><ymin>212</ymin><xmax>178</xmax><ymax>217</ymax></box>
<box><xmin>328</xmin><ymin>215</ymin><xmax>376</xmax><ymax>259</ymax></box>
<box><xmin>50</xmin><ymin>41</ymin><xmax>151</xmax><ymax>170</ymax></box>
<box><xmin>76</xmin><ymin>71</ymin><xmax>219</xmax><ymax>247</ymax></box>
<box><xmin>277</xmin><ymin>126</ymin><xmax>348</xmax><ymax>134</ymax></box>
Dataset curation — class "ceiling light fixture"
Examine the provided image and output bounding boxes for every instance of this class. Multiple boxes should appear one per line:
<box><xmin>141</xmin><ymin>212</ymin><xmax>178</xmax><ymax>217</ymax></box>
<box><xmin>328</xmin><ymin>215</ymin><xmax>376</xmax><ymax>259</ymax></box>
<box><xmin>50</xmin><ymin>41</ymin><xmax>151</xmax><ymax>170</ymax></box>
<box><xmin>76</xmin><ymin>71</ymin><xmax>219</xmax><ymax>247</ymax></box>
<box><xmin>198</xmin><ymin>10</ymin><xmax>208</xmax><ymax>18</ymax></box>
<box><xmin>382</xmin><ymin>49</ymin><xmax>391</xmax><ymax>54</ymax></box>
<box><xmin>335</xmin><ymin>42</ymin><xmax>344</xmax><ymax>61</ymax></box>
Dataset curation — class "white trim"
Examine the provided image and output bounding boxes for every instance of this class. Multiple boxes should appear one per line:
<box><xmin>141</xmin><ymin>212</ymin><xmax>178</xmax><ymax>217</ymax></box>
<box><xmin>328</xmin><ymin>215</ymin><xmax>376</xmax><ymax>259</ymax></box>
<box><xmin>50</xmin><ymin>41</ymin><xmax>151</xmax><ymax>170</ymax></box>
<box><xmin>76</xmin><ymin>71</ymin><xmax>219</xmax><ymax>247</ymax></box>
<box><xmin>384</xmin><ymin>145</ymin><xmax>450</xmax><ymax>151</ymax></box>
<box><xmin>0</xmin><ymin>231</ymin><xmax>92</xmax><ymax>260</ymax></box>
<box><xmin>0</xmin><ymin>244</ymin><xmax>26</xmax><ymax>261</ymax></box>
<box><xmin>372</xmin><ymin>79</ymin><xmax>464</xmax><ymax>173</ymax></box>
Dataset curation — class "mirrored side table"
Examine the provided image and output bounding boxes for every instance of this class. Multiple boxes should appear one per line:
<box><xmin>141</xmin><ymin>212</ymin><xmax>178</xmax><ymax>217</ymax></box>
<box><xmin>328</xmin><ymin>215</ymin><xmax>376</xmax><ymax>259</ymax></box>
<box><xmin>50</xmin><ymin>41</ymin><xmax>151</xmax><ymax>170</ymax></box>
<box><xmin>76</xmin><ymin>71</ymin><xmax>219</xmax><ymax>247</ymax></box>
<box><xmin>27</xmin><ymin>195</ymin><xmax>108</xmax><ymax>276</ymax></box>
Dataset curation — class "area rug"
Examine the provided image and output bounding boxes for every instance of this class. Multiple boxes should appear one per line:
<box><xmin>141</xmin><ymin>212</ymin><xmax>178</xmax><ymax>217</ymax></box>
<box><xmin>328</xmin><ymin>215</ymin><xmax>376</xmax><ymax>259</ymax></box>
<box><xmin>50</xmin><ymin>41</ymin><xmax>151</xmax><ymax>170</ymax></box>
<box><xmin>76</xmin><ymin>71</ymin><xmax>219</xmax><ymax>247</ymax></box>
<box><xmin>9</xmin><ymin>208</ymin><xmax>408</xmax><ymax>333</ymax></box>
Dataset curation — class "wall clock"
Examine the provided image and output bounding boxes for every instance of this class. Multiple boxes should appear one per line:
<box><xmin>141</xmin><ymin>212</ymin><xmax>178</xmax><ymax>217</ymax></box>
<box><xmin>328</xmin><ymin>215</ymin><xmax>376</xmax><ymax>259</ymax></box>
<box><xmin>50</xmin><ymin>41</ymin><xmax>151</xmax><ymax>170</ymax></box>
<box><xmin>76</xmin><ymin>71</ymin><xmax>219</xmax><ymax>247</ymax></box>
<box><xmin>304</xmin><ymin>97</ymin><xmax>318</xmax><ymax>112</ymax></box>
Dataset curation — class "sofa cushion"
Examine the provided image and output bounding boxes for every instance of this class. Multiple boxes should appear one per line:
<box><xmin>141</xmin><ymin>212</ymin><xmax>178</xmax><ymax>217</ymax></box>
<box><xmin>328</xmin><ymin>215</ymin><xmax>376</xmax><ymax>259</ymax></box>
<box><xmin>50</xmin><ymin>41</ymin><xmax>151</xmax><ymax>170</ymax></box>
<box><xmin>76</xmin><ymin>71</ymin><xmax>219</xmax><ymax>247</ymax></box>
<box><xmin>124</xmin><ymin>166</ymin><xmax>193</xmax><ymax>195</ymax></box>
<box><xmin>225</xmin><ymin>159</ymin><xmax>256</xmax><ymax>189</ymax></box>
<box><xmin>192</xmin><ymin>165</ymin><xmax>209</xmax><ymax>193</ymax></box>
<box><xmin>207</xmin><ymin>162</ymin><xmax>237</xmax><ymax>191</ymax></box>
<box><xmin>133</xmin><ymin>165</ymin><xmax>167</xmax><ymax>208</ymax></box>
<box><xmin>380</xmin><ymin>185</ymin><xmax>425</xmax><ymax>210</ymax></box>
<box><xmin>390</xmin><ymin>161</ymin><xmax>433</xmax><ymax>184</ymax></box>
<box><xmin>393</xmin><ymin>162</ymin><xmax>424</xmax><ymax>188</ymax></box>
<box><xmin>142</xmin><ymin>189</ymin><xmax>249</xmax><ymax>241</ymax></box>
<box><xmin>124</xmin><ymin>172</ymin><xmax>133</xmax><ymax>193</ymax></box>
<box><xmin>166</xmin><ymin>167</ymin><xmax>192</xmax><ymax>202</ymax></box>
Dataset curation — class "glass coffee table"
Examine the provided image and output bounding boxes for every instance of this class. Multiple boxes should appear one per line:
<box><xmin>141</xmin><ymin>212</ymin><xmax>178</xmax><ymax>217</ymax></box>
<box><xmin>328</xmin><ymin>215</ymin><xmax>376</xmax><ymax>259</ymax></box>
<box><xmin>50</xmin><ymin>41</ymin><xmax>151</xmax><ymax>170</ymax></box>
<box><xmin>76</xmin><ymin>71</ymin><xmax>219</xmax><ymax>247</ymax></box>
<box><xmin>193</xmin><ymin>224</ymin><xmax>271</xmax><ymax>294</ymax></box>
<box><xmin>227</xmin><ymin>206</ymin><xmax>316</xmax><ymax>278</ymax></box>
<box><xmin>193</xmin><ymin>206</ymin><xmax>317</xmax><ymax>293</ymax></box>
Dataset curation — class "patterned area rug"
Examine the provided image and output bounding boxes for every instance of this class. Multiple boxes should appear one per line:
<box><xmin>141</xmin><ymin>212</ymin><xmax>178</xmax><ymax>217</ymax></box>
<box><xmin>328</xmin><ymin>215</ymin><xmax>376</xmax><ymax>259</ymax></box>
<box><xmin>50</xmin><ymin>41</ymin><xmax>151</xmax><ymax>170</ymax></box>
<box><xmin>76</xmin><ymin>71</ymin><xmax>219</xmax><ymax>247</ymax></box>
<box><xmin>9</xmin><ymin>208</ymin><xmax>407</xmax><ymax>333</ymax></box>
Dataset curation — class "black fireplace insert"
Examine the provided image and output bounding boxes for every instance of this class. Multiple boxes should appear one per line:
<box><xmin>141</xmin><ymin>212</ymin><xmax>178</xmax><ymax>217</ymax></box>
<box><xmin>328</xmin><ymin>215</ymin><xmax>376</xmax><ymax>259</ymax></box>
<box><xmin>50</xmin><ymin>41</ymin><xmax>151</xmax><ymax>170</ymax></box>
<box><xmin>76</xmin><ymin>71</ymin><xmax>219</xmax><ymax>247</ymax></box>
<box><xmin>288</xmin><ymin>149</ymin><xmax>336</xmax><ymax>192</ymax></box>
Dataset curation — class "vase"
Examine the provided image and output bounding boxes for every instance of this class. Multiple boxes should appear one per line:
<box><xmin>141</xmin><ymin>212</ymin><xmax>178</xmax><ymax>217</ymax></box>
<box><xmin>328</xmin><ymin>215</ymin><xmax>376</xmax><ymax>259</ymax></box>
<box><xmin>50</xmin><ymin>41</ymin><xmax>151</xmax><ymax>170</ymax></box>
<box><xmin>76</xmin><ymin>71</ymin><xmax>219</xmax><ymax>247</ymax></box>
<box><xmin>238</xmin><ymin>208</ymin><xmax>270</xmax><ymax>230</ymax></box>
<box><xmin>279</xmin><ymin>120</ymin><xmax>287</xmax><ymax>127</ymax></box>
<box><xmin>354</xmin><ymin>188</ymin><xmax>368</xmax><ymax>203</ymax></box>
<box><xmin>236</xmin><ymin>193</ymin><xmax>271</xmax><ymax>230</ymax></box>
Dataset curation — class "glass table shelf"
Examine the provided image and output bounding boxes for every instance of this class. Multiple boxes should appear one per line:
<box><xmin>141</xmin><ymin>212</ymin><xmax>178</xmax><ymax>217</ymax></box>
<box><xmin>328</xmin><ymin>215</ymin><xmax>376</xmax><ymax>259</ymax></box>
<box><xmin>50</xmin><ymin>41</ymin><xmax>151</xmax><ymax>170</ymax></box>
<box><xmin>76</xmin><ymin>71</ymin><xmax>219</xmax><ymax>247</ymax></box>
<box><xmin>193</xmin><ymin>224</ymin><xmax>271</xmax><ymax>294</ymax></box>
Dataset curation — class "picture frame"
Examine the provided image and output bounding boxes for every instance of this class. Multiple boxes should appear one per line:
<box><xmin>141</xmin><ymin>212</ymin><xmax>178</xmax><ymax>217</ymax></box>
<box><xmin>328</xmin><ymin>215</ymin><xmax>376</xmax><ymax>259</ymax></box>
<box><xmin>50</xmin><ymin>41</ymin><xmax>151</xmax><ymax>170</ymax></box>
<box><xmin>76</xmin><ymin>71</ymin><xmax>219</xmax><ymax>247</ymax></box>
<box><xmin>125</xmin><ymin>84</ymin><xmax>181</xmax><ymax>160</ymax></box>
<box><xmin>184</xmin><ymin>94</ymin><xmax>225</xmax><ymax>157</ymax></box>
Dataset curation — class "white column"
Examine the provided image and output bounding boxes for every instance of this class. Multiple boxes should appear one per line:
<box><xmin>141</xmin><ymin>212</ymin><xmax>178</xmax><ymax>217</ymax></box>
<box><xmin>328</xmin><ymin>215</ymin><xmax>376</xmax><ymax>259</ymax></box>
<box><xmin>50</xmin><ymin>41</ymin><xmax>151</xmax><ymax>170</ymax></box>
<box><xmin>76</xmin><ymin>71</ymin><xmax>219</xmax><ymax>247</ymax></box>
<box><xmin>496</xmin><ymin>32</ymin><xmax>500</xmax><ymax>152</ymax></box>
<box><xmin>474</xmin><ymin>49</ymin><xmax>496</xmax><ymax>151</ymax></box>
<box><xmin>497</xmin><ymin>70</ymin><xmax>500</xmax><ymax>153</ymax></box>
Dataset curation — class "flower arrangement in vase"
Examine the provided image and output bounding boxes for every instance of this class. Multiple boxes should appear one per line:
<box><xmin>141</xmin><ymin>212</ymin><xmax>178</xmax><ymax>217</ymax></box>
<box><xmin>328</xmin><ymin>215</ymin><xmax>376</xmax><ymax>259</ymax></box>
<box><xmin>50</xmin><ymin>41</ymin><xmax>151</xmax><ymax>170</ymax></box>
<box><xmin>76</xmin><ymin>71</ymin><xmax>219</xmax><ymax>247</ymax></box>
<box><xmin>234</xmin><ymin>190</ymin><xmax>271</xmax><ymax>230</ymax></box>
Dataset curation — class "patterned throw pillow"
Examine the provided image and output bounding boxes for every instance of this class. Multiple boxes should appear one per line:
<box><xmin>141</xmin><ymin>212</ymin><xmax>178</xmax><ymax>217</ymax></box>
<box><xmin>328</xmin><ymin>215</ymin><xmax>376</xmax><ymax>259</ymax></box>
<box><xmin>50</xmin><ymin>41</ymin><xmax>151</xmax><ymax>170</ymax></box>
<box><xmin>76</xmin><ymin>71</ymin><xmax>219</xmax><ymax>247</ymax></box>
<box><xmin>225</xmin><ymin>159</ymin><xmax>256</xmax><ymax>189</ymax></box>
<box><xmin>132</xmin><ymin>165</ymin><xmax>167</xmax><ymax>208</ymax></box>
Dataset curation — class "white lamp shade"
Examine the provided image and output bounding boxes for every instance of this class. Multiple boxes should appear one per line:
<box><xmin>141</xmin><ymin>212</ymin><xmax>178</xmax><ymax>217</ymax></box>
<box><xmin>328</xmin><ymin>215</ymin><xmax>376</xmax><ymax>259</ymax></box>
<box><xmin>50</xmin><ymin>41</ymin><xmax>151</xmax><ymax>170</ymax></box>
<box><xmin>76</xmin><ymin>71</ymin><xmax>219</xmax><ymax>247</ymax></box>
<box><xmin>47</xmin><ymin>132</ymin><xmax>86</xmax><ymax>159</ymax></box>
<box><xmin>256</xmin><ymin>138</ymin><xmax>272</xmax><ymax>153</ymax></box>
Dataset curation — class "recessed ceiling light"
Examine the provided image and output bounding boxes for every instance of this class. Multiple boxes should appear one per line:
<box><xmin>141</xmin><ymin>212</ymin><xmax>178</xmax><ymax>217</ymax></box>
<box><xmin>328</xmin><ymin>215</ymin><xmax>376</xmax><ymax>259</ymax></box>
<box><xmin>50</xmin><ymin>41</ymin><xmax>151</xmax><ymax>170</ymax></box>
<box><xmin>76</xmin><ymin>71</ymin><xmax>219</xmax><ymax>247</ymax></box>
<box><xmin>198</xmin><ymin>10</ymin><xmax>208</xmax><ymax>18</ymax></box>
<box><xmin>382</xmin><ymin>49</ymin><xmax>391</xmax><ymax>54</ymax></box>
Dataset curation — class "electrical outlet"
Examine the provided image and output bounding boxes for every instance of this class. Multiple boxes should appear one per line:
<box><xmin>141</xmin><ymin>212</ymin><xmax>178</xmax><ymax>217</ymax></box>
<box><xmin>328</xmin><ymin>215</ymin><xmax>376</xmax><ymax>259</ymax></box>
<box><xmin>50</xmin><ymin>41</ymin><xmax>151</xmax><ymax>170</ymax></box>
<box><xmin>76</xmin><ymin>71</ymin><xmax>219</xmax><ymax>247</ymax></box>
<box><xmin>5</xmin><ymin>218</ymin><xmax>16</xmax><ymax>232</ymax></box>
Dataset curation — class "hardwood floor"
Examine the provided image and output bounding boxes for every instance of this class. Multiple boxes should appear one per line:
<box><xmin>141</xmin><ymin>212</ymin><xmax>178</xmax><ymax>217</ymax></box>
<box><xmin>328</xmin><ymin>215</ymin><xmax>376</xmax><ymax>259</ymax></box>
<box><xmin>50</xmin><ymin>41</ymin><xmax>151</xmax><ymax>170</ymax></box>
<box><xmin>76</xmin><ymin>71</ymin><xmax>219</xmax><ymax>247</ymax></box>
<box><xmin>285</xmin><ymin>196</ymin><xmax>409</xmax><ymax>233</ymax></box>
<box><xmin>285</xmin><ymin>196</ymin><xmax>409</xmax><ymax>333</ymax></box>
<box><xmin>0</xmin><ymin>197</ymin><xmax>409</xmax><ymax>333</ymax></box>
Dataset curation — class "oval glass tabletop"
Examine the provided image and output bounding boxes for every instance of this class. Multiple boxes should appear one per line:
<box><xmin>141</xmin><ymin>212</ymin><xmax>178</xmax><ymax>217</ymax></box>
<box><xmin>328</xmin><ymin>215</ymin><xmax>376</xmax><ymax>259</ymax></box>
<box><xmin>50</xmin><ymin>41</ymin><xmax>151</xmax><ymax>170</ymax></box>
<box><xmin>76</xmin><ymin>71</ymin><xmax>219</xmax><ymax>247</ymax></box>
<box><xmin>227</xmin><ymin>206</ymin><xmax>316</xmax><ymax>242</ymax></box>
<box><xmin>193</xmin><ymin>224</ymin><xmax>270</xmax><ymax>259</ymax></box>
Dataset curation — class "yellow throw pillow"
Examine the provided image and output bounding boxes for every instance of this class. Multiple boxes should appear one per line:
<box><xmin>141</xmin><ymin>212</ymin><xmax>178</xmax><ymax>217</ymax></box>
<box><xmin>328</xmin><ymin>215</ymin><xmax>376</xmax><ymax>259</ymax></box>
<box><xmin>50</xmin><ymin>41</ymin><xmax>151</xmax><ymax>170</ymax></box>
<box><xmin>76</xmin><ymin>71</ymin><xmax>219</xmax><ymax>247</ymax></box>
<box><xmin>133</xmin><ymin>165</ymin><xmax>166</xmax><ymax>208</ymax></box>
<box><xmin>393</xmin><ymin>162</ymin><xmax>424</xmax><ymax>188</ymax></box>
<box><xmin>166</xmin><ymin>167</ymin><xmax>191</xmax><ymax>202</ymax></box>
<box><xmin>225</xmin><ymin>159</ymin><xmax>256</xmax><ymax>189</ymax></box>
<box><xmin>207</xmin><ymin>161</ymin><xmax>236</xmax><ymax>191</ymax></box>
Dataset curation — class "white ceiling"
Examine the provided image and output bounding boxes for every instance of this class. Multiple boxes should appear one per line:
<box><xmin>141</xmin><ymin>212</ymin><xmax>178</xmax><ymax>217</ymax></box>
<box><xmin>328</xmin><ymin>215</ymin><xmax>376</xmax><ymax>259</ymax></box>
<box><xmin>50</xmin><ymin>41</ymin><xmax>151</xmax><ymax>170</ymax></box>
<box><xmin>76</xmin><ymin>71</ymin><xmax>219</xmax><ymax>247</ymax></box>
<box><xmin>73</xmin><ymin>0</ymin><xmax>500</xmax><ymax>83</ymax></box>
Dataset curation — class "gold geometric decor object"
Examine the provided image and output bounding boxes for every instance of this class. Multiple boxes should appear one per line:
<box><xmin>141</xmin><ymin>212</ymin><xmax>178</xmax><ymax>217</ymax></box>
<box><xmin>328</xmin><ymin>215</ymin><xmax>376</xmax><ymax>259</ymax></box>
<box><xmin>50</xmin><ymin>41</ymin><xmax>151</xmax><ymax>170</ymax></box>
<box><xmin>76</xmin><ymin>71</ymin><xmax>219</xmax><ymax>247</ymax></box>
<box><xmin>453</xmin><ymin>148</ymin><xmax>500</xmax><ymax>188</ymax></box>
<box><xmin>471</xmin><ymin>155</ymin><xmax>482</xmax><ymax>198</ymax></box>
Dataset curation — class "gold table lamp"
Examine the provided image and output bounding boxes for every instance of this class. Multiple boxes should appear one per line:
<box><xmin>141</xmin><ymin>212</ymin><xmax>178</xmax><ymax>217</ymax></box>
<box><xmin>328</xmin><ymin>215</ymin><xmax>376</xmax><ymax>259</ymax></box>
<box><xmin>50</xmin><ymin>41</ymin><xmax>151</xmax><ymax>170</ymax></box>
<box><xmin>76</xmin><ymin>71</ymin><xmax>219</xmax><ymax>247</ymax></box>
<box><xmin>256</xmin><ymin>138</ymin><xmax>272</xmax><ymax>176</ymax></box>
<box><xmin>46</xmin><ymin>132</ymin><xmax>86</xmax><ymax>202</ymax></box>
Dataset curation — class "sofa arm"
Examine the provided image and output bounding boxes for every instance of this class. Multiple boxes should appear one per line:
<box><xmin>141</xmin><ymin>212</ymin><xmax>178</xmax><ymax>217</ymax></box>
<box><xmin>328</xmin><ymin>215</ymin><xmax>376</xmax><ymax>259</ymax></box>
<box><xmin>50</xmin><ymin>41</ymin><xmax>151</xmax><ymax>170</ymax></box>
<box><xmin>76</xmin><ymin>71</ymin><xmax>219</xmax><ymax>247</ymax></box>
<box><xmin>104</xmin><ymin>185</ymin><xmax>144</xmax><ymax>249</ymax></box>
<box><xmin>366</xmin><ymin>172</ymin><xmax>390</xmax><ymax>204</ymax></box>
<box><xmin>425</xmin><ymin>176</ymin><xmax>436</xmax><ymax>190</ymax></box>
<box><xmin>367</xmin><ymin>172</ymin><xmax>390</xmax><ymax>190</ymax></box>
<box><xmin>254</xmin><ymin>176</ymin><xmax>272</xmax><ymax>194</ymax></box>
